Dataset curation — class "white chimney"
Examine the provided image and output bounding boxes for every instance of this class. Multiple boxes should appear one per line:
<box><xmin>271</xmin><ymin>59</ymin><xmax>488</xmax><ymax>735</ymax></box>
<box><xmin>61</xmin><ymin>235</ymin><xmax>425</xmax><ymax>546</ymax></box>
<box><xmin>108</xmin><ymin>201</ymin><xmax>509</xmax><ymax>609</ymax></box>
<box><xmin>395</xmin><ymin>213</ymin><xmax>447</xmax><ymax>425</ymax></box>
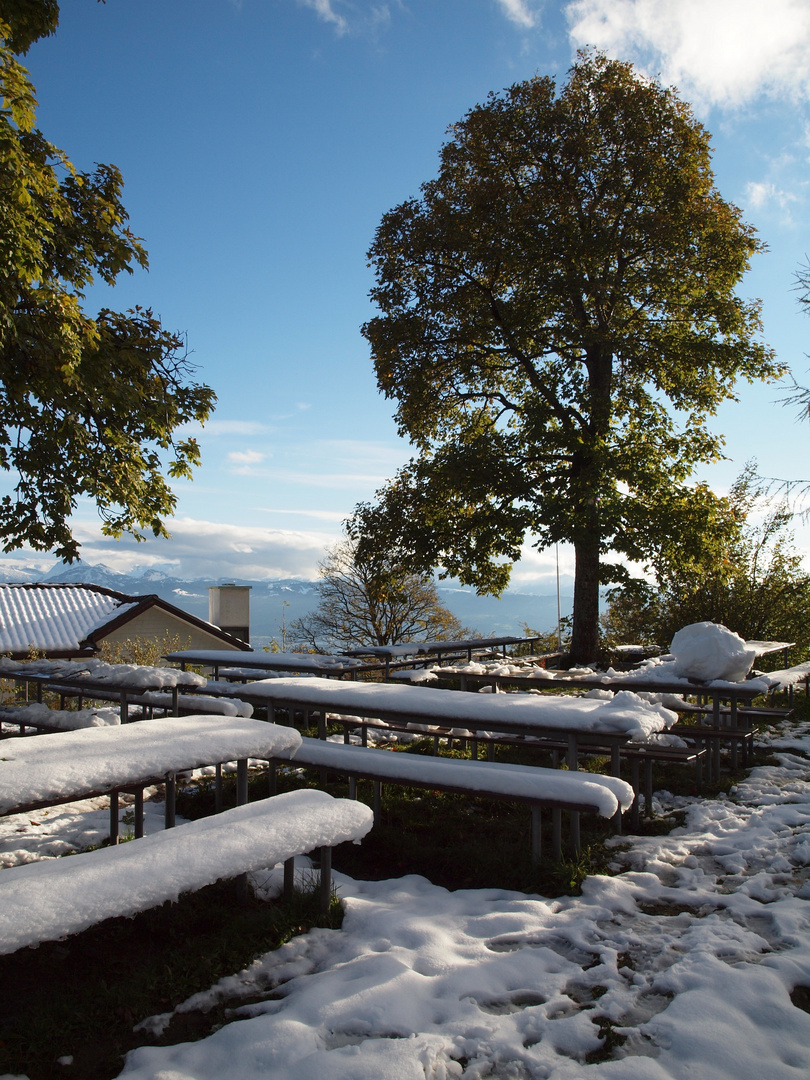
<box><xmin>209</xmin><ymin>584</ymin><xmax>250</xmax><ymax>645</ymax></box>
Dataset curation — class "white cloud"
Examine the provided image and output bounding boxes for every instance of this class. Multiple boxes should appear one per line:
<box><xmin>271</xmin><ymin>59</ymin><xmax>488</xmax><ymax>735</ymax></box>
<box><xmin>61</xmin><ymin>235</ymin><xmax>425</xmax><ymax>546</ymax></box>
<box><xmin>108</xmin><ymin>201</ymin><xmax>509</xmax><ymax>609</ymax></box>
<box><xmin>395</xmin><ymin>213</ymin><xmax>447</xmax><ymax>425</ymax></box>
<box><xmin>495</xmin><ymin>0</ymin><xmax>542</xmax><ymax>29</ymax></box>
<box><xmin>566</xmin><ymin>0</ymin><xmax>810</xmax><ymax>111</ymax></box>
<box><xmin>188</xmin><ymin>419</ymin><xmax>269</xmax><ymax>438</ymax></box>
<box><xmin>68</xmin><ymin>517</ymin><xmax>339</xmax><ymax>581</ymax></box>
<box><xmin>259</xmin><ymin>508</ymin><xmax>348</xmax><ymax>522</ymax></box>
<box><xmin>227</xmin><ymin>449</ymin><xmax>267</xmax><ymax>474</ymax></box>
<box><xmin>507</xmin><ymin>541</ymin><xmax>576</xmax><ymax>590</ymax></box>
<box><xmin>263</xmin><ymin>467</ymin><xmax>394</xmax><ymax>489</ymax></box>
<box><xmin>744</xmin><ymin>180</ymin><xmax>799</xmax><ymax>213</ymax></box>
<box><xmin>297</xmin><ymin>0</ymin><xmax>348</xmax><ymax>34</ymax></box>
<box><xmin>227</xmin><ymin>450</ymin><xmax>265</xmax><ymax>465</ymax></box>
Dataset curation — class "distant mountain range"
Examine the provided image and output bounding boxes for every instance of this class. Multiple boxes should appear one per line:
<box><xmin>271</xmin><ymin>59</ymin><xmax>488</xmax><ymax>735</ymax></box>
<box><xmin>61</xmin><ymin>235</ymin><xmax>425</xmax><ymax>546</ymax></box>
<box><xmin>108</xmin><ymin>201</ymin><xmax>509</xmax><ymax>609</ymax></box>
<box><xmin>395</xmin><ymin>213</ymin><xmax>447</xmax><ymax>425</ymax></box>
<box><xmin>0</xmin><ymin>560</ymin><xmax>572</xmax><ymax>646</ymax></box>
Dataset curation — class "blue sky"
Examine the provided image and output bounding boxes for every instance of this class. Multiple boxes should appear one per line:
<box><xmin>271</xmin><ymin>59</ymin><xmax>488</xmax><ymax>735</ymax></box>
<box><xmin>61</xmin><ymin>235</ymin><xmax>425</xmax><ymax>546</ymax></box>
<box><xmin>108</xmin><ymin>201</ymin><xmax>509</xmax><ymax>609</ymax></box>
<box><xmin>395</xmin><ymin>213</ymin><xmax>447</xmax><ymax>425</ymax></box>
<box><xmin>4</xmin><ymin>0</ymin><xmax>810</xmax><ymax>589</ymax></box>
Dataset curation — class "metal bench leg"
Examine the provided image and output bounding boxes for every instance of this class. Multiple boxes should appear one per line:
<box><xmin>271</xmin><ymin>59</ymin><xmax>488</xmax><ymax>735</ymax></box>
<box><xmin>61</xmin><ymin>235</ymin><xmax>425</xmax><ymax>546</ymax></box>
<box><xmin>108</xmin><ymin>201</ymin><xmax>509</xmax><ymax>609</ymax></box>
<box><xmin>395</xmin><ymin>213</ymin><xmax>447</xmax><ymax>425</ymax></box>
<box><xmin>109</xmin><ymin>790</ymin><xmax>119</xmax><ymax>845</ymax></box>
<box><xmin>283</xmin><ymin>856</ymin><xmax>295</xmax><ymax>903</ymax></box>
<box><xmin>134</xmin><ymin>787</ymin><xmax>144</xmax><ymax>838</ymax></box>
<box><xmin>215</xmin><ymin>763</ymin><xmax>223</xmax><ymax>812</ymax></box>
<box><xmin>531</xmin><ymin>806</ymin><xmax>542</xmax><ymax>866</ymax></box>
<box><xmin>319</xmin><ymin>846</ymin><xmax>333</xmax><ymax>915</ymax></box>
<box><xmin>644</xmin><ymin>760</ymin><xmax>654</xmax><ymax>819</ymax></box>
<box><xmin>237</xmin><ymin>758</ymin><xmax>249</xmax><ymax>806</ymax></box>
<box><xmin>349</xmin><ymin>777</ymin><xmax>357</xmax><ymax>800</ymax></box>
<box><xmin>165</xmin><ymin>772</ymin><xmax>176</xmax><ymax>829</ymax></box>
<box><xmin>268</xmin><ymin>760</ymin><xmax>277</xmax><ymax>797</ymax></box>
<box><xmin>611</xmin><ymin>745</ymin><xmax>623</xmax><ymax>834</ymax></box>
<box><xmin>373</xmin><ymin>780</ymin><xmax>382</xmax><ymax>819</ymax></box>
<box><xmin>569</xmin><ymin>811</ymin><xmax>580</xmax><ymax>857</ymax></box>
<box><xmin>630</xmin><ymin>760</ymin><xmax>640</xmax><ymax>831</ymax></box>
<box><xmin>236</xmin><ymin>872</ymin><xmax>249</xmax><ymax>905</ymax></box>
<box><xmin>552</xmin><ymin>808</ymin><xmax>562</xmax><ymax>861</ymax></box>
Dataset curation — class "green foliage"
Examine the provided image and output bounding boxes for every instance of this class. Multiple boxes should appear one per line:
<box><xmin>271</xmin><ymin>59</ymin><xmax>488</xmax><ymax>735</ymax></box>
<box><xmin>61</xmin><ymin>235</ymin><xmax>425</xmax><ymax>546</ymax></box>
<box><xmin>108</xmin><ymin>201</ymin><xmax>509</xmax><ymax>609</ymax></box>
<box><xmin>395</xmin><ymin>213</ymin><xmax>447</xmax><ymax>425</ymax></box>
<box><xmin>0</xmin><ymin>0</ymin><xmax>59</xmax><ymax>54</ymax></box>
<box><xmin>0</xmin><ymin>15</ymin><xmax>215</xmax><ymax>561</ymax></box>
<box><xmin>293</xmin><ymin>519</ymin><xmax>470</xmax><ymax>650</ymax></box>
<box><xmin>359</xmin><ymin>50</ymin><xmax>781</xmax><ymax>662</ymax></box>
<box><xmin>602</xmin><ymin>463</ymin><xmax>810</xmax><ymax>660</ymax></box>
<box><xmin>98</xmin><ymin>632</ymin><xmax>192</xmax><ymax>667</ymax></box>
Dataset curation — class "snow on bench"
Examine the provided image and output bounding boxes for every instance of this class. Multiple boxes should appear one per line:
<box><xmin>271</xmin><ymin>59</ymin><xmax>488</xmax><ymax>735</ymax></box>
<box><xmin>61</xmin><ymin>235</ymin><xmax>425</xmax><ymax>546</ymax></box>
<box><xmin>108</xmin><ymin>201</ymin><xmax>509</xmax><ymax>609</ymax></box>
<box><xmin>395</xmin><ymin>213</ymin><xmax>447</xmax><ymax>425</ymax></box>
<box><xmin>0</xmin><ymin>715</ymin><xmax>301</xmax><ymax>817</ymax></box>
<box><xmin>130</xmin><ymin>690</ymin><xmax>254</xmax><ymax>718</ymax></box>
<box><xmin>0</xmin><ymin>714</ymin><xmax>303</xmax><ymax>843</ymax></box>
<box><xmin>0</xmin><ymin>789</ymin><xmax>373</xmax><ymax>955</ymax></box>
<box><xmin>273</xmin><ymin>737</ymin><xmax>634</xmax><ymax>861</ymax></box>
<box><xmin>230</xmin><ymin>676</ymin><xmax>678</xmax><ymax>742</ymax></box>
<box><xmin>760</xmin><ymin>661</ymin><xmax>810</xmax><ymax>699</ymax></box>
<box><xmin>0</xmin><ymin>702</ymin><xmax>121</xmax><ymax>732</ymax></box>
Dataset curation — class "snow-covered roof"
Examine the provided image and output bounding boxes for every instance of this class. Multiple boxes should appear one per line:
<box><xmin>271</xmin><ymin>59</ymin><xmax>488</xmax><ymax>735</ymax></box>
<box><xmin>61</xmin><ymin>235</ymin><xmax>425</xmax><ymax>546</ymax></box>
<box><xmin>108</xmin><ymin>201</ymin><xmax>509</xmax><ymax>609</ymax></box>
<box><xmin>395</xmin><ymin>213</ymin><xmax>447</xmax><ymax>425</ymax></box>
<box><xmin>0</xmin><ymin>583</ymin><xmax>247</xmax><ymax>658</ymax></box>
<box><xmin>0</xmin><ymin>583</ymin><xmax>135</xmax><ymax>655</ymax></box>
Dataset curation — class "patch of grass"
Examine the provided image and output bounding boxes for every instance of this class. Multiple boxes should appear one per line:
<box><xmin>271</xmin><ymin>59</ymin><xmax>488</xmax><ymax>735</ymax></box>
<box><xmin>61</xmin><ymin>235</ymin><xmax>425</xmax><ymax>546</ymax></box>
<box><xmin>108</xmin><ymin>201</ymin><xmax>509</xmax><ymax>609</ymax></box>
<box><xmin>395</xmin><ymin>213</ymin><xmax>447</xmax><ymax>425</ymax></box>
<box><xmin>584</xmin><ymin>1017</ymin><xmax>629</xmax><ymax>1063</ymax></box>
<box><xmin>0</xmin><ymin>879</ymin><xmax>341</xmax><ymax>1080</ymax></box>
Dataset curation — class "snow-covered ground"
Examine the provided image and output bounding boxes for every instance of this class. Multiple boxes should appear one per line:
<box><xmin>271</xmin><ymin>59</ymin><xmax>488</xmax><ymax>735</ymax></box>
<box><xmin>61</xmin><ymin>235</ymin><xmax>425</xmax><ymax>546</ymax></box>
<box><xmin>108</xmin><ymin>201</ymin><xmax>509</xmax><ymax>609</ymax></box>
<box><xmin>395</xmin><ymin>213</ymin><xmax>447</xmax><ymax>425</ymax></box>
<box><xmin>1</xmin><ymin>715</ymin><xmax>809</xmax><ymax>1079</ymax></box>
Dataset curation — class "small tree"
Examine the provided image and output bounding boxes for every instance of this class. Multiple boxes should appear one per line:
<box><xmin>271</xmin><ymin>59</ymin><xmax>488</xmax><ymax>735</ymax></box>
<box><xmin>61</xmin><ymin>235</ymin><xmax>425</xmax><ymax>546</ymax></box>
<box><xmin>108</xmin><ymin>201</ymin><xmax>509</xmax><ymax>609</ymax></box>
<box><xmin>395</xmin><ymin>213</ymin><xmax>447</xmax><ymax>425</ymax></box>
<box><xmin>359</xmin><ymin>50</ymin><xmax>781</xmax><ymax>664</ymax></box>
<box><xmin>293</xmin><ymin>529</ymin><xmax>469</xmax><ymax>652</ymax></box>
<box><xmin>602</xmin><ymin>463</ymin><xmax>810</xmax><ymax>661</ymax></box>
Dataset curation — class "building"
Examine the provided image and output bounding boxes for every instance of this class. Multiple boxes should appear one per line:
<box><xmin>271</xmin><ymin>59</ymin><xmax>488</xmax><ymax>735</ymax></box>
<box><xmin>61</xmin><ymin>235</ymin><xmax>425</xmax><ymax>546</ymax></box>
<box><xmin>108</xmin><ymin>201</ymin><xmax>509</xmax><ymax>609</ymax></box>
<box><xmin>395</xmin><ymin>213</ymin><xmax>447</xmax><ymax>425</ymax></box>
<box><xmin>0</xmin><ymin>582</ymin><xmax>251</xmax><ymax>660</ymax></box>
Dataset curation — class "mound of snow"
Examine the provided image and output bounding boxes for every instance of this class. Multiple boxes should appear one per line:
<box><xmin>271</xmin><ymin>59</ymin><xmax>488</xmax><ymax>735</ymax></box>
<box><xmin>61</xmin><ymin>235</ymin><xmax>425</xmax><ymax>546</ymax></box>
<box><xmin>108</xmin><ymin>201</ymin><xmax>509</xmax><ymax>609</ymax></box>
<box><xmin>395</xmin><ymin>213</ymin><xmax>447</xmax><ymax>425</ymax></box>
<box><xmin>670</xmin><ymin>622</ymin><xmax>757</xmax><ymax>683</ymax></box>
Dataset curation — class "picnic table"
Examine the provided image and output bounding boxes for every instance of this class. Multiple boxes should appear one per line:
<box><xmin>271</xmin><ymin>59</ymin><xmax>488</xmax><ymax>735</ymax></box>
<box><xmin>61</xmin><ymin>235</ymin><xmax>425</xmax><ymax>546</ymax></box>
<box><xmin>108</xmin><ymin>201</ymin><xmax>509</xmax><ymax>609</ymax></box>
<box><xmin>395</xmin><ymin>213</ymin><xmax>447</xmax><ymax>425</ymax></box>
<box><xmin>0</xmin><ymin>662</ymin><xmax>208</xmax><ymax>722</ymax></box>
<box><xmin>272</xmin><ymin>736</ymin><xmax>634</xmax><ymax>861</ymax></box>
<box><xmin>164</xmin><ymin>648</ymin><xmax>366</xmax><ymax>681</ymax></box>
<box><xmin>430</xmin><ymin>667</ymin><xmax>774</xmax><ymax>780</ymax></box>
<box><xmin>0</xmin><ymin>714</ymin><xmax>301</xmax><ymax>841</ymax></box>
<box><xmin>0</xmin><ymin>789</ymin><xmax>373</xmax><ymax>952</ymax></box>
<box><xmin>230</xmin><ymin>677</ymin><xmax>678</xmax><ymax>844</ymax></box>
<box><xmin>224</xmin><ymin>676</ymin><xmax>674</xmax><ymax>746</ymax></box>
<box><xmin>342</xmin><ymin>636</ymin><xmax>560</xmax><ymax>677</ymax></box>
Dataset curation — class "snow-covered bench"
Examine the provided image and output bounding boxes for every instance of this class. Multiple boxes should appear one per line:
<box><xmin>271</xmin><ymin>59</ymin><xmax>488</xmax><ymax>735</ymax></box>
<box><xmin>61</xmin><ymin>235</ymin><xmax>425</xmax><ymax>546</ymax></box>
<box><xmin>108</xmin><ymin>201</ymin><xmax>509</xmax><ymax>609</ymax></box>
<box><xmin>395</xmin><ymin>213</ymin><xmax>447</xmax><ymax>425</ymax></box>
<box><xmin>325</xmin><ymin>711</ymin><xmax>707</xmax><ymax>816</ymax></box>
<box><xmin>0</xmin><ymin>789</ymin><xmax>373</xmax><ymax>955</ymax></box>
<box><xmin>229</xmin><ymin>676</ymin><xmax>678</xmax><ymax>749</ymax></box>
<box><xmin>0</xmin><ymin>702</ymin><xmax>122</xmax><ymax>733</ymax></box>
<box><xmin>0</xmin><ymin>714</ymin><xmax>302</xmax><ymax>842</ymax></box>
<box><xmin>272</xmin><ymin>737</ymin><xmax>633</xmax><ymax>861</ymax></box>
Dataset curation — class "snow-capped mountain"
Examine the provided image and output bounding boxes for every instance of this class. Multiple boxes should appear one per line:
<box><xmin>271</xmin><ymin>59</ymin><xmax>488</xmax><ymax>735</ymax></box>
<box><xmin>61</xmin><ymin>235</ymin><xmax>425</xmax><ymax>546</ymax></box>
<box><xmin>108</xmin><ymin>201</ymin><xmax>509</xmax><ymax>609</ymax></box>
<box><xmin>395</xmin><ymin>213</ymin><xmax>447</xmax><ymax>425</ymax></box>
<box><xmin>0</xmin><ymin>561</ymin><xmax>568</xmax><ymax>643</ymax></box>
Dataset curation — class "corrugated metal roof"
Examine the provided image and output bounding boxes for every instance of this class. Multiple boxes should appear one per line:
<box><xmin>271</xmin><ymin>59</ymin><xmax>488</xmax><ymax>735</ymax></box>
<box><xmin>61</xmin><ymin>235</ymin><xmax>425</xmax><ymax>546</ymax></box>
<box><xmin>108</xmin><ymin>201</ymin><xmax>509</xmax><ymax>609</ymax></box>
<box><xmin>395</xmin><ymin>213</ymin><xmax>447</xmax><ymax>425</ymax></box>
<box><xmin>0</xmin><ymin>584</ymin><xmax>133</xmax><ymax>655</ymax></box>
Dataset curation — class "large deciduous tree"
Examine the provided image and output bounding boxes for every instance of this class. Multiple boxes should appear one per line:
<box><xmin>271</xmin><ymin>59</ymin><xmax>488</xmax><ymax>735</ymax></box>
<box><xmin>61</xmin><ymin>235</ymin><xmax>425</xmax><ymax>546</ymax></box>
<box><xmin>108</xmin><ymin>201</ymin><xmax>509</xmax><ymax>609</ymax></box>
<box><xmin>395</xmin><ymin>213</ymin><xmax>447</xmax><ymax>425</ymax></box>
<box><xmin>0</xmin><ymin>5</ymin><xmax>215</xmax><ymax>561</ymax></box>
<box><xmin>359</xmin><ymin>50</ymin><xmax>782</xmax><ymax>664</ymax></box>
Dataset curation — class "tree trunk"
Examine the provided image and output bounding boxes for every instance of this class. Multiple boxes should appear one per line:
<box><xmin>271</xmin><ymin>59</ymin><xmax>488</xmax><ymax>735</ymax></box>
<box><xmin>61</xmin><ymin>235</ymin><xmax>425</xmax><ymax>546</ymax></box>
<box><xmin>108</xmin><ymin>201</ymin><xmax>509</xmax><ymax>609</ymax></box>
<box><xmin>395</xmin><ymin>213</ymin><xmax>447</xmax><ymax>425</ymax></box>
<box><xmin>570</xmin><ymin>533</ymin><xmax>601</xmax><ymax>664</ymax></box>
